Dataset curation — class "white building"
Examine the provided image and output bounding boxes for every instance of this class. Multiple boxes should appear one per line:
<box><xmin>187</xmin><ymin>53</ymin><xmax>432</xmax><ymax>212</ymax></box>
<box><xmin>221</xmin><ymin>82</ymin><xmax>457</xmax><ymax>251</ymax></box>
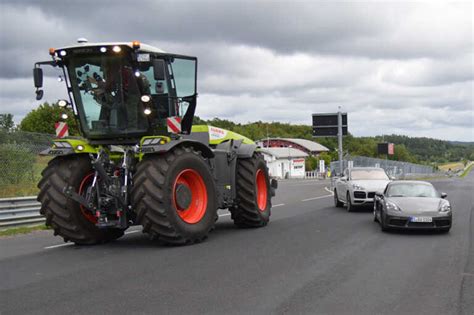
<box><xmin>260</xmin><ymin>147</ymin><xmax>308</xmax><ymax>179</ymax></box>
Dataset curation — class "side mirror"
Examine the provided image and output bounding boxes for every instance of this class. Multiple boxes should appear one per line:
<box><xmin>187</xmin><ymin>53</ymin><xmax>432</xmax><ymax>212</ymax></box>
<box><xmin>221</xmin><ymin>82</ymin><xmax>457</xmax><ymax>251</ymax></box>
<box><xmin>152</xmin><ymin>59</ymin><xmax>166</xmax><ymax>81</ymax></box>
<box><xmin>389</xmin><ymin>176</ymin><xmax>395</xmax><ymax>180</ymax></box>
<box><xmin>441</xmin><ymin>192</ymin><xmax>447</xmax><ymax>199</ymax></box>
<box><xmin>33</xmin><ymin>67</ymin><xmax>44</xmax><ymax>100</ymax></box>
<box><xmin>33</xmin><ymin>68</ymin><xmax>43</xmax><ymax>88</ymax></box>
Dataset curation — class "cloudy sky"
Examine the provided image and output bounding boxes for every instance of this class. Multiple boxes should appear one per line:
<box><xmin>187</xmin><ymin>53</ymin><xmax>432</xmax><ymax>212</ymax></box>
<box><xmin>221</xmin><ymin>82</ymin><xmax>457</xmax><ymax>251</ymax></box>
<box><xmin>0</xmin><ymin>0</ymin><xmax>472</xmax><ymax>141</ymax></box>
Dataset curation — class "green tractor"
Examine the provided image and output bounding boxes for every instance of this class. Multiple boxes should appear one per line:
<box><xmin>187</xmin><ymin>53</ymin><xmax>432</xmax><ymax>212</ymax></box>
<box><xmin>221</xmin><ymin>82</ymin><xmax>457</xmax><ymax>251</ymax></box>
<box><xmin>33</xmin><ymin>40</ymin><xmax>277</xmax><ymax>245</ymax></box>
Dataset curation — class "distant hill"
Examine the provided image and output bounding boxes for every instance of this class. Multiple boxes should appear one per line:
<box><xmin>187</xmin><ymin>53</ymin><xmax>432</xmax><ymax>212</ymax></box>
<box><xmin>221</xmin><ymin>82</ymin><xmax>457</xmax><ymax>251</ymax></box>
<box><xmin>195</xmin><ymin>117</ymin><xmax>474</xmax><ymax>164</ymax></box>
<box><xmin>450</xmin><ymin>141</ymin><xmax>474</xmax><ymax>145</ymax></box>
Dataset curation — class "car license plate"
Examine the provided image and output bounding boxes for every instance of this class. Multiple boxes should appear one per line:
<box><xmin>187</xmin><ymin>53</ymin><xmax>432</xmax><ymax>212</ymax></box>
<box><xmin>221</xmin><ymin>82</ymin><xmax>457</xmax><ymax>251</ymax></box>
<box><xmin>410</xmin><ymin>216</ymin><xmax>432</xmax><ymax>223</ymax></box>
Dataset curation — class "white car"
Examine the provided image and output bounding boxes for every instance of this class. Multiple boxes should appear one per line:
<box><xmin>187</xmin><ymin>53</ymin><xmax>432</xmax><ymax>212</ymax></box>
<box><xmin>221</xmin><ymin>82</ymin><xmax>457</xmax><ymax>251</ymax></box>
<box><xmin>334</xmin><ymin>167</ymin><xmax>391</xmax><ymax>212</ymax></box>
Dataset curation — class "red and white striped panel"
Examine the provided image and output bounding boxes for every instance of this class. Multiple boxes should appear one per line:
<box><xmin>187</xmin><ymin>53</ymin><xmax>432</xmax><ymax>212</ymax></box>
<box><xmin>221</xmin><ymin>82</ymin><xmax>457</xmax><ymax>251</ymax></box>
<box><xmin>167</xmin><ymin>116</ymin><xmax>182</xmax><ymax>134</ymax></box>
<box><xmin>55</xmin><ymin>122</ymin><xmax>69</xmax><ymax>138</ymax></box>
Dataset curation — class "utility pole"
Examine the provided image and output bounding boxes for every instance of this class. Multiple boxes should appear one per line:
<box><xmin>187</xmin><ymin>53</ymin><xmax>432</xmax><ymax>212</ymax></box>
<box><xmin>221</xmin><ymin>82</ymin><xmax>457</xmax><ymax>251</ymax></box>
<box><xmin>337</xmin><ymin>107</ymin><xmax>343</xmax><ymax>175</ymax></box>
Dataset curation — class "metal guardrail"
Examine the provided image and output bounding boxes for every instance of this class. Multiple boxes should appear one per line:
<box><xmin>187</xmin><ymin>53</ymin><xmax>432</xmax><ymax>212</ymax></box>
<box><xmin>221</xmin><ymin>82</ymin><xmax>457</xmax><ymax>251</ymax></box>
<box><xmin>0</xmin><ymin>196</ymin><xmax>43</xmax><ymax>228</ymax></box>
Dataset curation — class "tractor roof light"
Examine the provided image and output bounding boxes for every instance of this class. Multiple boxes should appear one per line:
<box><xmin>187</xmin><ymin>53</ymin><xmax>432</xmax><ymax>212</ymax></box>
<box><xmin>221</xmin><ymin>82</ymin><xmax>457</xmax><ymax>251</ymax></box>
<box><xmin>100</xmin><ymin>47</ymin><xmax>107</xmax><ymax>53</ymax></box>
<box><xmin>58</xmin><ymin>100</ymin><xmax>68</xmax><ymax>107</ymax></box>
<box><xmin>141</xmin><ymin>95</ymin><xmax>151</xmax><ymax>103</ymax></box>
<box><xmin>144</xmin><ymin>108</ymin><xmax>152</xmax><ymax>115</ymax></box>
<box><xmin>61</xmin><ymin>113</ymin><xmax>68</xmax><ymax>120</ymax></box>
<box><xmin>112</xmin><ymin>46</ymin><xmax>121</xmax><ymax>53</ymax></box>
<box><xmin>132</xmin><ymin>41</ymin><xmax>141</xmax><ymax>49</ymax></box>
<box><xmin>59</xmin><ymin>50</ymin><xmax>67</xmax><ymax>56</ymax></box>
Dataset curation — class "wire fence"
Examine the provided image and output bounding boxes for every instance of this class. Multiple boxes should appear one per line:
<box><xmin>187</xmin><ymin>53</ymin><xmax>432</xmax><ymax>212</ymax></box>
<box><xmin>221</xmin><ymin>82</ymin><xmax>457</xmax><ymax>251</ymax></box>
<box><xmin>0</xmin><ymin>130</ymin><xmax>54</xmax><ymax>198</ymax></box>
<box><xmin>330</xmin><ymin>155</ymin><xmax>436</xmax><ymax>179</ymax></box>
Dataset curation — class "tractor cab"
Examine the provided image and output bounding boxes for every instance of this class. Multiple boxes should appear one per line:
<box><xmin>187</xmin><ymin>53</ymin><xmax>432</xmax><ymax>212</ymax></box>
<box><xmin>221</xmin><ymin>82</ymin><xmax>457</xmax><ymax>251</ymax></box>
<box><xmin>34</xmin><ymin>41</ymin><xmax>197</xmax><ymax>144</ymax></box>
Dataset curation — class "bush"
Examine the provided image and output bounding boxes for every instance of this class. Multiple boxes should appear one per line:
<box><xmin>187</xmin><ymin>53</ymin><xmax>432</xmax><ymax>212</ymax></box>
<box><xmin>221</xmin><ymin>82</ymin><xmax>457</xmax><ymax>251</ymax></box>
<box><xmin>0</xmin><ymin>143</ymin><xmax>36</xmax><ymax>185</ymax></box>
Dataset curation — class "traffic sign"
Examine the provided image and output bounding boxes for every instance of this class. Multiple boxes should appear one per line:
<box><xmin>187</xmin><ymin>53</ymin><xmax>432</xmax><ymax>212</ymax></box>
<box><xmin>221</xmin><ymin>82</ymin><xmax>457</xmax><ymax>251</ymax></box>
<box><xmin>378</xmin><ymin>143</ymin><xmax>395</xmax><ymax>155</ymax></box>
<box><xmin>312</xmin><ymin>113</ymin><xmax>348</xmax><ymax>137</ymax></box>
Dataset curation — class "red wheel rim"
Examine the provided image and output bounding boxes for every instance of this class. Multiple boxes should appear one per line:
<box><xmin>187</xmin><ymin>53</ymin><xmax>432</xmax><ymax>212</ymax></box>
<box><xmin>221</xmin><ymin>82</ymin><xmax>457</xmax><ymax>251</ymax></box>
<box><xmin>256</xmin><ymin>169</ymin><xmax>268</xmax><ymax>211</ymax></box>
<box><xmin>173</xmin><ymin>169</ymin><xmax>208</xmax><ymax>224</ymax></box>
<box><xmin>78</xmin><ymin>173</ymin><xmax>97</xmax><ymax>224</ymax></box>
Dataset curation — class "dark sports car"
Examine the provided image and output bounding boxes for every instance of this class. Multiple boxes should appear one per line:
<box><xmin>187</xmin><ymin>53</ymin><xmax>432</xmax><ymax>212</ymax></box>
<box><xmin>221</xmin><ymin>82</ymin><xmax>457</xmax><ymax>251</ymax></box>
<box><xmin>373</xmin><ymin>181</ymin><xmax>452</xmax><ymax>232</ymax></box>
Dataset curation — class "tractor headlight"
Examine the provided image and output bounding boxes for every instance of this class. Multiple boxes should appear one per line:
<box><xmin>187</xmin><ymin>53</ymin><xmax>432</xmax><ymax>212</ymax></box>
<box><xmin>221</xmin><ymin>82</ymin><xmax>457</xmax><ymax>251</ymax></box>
<box><xmin>53</xmin><ymin>141</ymin><xmax>72</xmax><ymax>148</ymax></box>
<box><xmin>142</xmin><ymin>138</ymin><xmax>161</xmax><ymax>146</ymax></box>
<box><xmin>439</xmin><ymin>201</ymin><xmax>451</xmax><ymax>212</ymax></box>
<box><xmin>386</xmin><ymin>201</ymin><xmax>400</xmax><ymax>212</ymax></box>
<box><xmin>141</xmin><ymin>95</ymin><xmax>151</xmax><ymax>103</ymax></box>
<box><xmin>58</xmin><ymin>99</ymin><xmax>68</xmax><ymax>107</ymax></box>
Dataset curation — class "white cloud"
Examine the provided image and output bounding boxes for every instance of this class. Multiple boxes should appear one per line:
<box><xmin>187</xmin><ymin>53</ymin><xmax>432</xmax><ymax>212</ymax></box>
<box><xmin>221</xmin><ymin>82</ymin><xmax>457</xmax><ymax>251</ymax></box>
<box><xmin>0</xmin><ymin>1</ymin><xmax>472</xmax><ymax>141</ymax></box>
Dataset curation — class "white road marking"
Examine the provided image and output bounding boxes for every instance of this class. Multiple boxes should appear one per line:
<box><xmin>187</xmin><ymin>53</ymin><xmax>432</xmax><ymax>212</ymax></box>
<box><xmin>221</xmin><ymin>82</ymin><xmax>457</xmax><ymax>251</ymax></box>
<box><xmin>44</xmin><ymin>243</ymin><xmax>74</xmax><ymax>249</ymax></box>
<box><xmin>273</xmin><ymin>203</ymin><xmax>285</xmax><ymax>207</ymax></box>
<box><xmin>281</xmin><ymin>182</ymin><xmax>329</xmax><ymax>187</ymax></box>
<box><xmin>324</xmin><ymin>187</ymin><xmax>334</xmax><ymax>195</ymax></box>
<box><xmin>301</xmin><ymin>194</ymin><xmax>333</xmax><ymax>202</ymax></box>
<box><xmin>124</xmin><ymin>230</ymin><xmax>141</xmax><ymax>235</ymax></box>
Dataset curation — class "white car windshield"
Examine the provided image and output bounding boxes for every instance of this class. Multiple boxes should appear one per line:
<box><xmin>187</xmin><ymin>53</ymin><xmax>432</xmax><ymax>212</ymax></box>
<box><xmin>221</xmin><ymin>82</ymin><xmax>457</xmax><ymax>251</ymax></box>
<box><xmin>350</xmin><ymin>169</ymin><xmax>388</xmax><ymax>180</ymax></box>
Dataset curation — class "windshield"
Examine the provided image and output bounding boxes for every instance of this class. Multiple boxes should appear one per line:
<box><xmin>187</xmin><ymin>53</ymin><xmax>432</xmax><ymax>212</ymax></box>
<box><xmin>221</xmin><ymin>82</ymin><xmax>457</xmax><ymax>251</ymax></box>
<box><xmin>350</xmin><ymin>169</ymin><xmax>388</xmax><ymax>180</ymax></box>
<box><xmin>387</xmin><ymin>183</ymin><xmax>438</xmax><ymax>198</ymax></box>
<box><xmin>67</xmin><ymin>54</ymin><xmax>149</xmax><ymax>137</ymax></box>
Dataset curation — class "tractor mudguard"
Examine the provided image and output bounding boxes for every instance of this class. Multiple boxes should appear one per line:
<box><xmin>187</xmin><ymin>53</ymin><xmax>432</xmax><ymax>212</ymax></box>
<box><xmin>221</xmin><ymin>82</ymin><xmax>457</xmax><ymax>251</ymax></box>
<box><xmin>236</xmin><ymin>143</ymin><xmax>258</xmax><ymax>159</ymax></box>
<box><xmin>40</xmin><ymin>139</ymin><xmax>98</xmax><ymax>156</ymax></box>
<box><xmin>140</xmin><ymin>139</ymin><xmax>214</xmax><ymax>159</ymax></box>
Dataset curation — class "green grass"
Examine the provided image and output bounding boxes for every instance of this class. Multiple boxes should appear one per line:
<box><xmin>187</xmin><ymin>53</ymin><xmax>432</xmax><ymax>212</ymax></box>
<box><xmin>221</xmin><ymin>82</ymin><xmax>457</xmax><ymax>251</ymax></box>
<box><xmin>438</xmin><ymin>161</ymin><xmax>464</xmax><ymax>172</ymax></box>
<box><xmin>460</xmin><ymin>163</ymin><xmax>473</xmax><ymax>178</ymax></box>
<box><xmin>0</xmin><ymin>224</ymin><xmax>49</xmax><ymax>237</ymax></box>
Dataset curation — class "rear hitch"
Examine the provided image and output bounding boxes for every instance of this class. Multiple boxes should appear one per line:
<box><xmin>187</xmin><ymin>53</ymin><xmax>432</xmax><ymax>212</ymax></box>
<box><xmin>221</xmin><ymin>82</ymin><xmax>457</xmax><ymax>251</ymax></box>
<box><xmin>63</xmin><ymin>186</ymin><xmax>94</xmax><ymax>210</ymax></box>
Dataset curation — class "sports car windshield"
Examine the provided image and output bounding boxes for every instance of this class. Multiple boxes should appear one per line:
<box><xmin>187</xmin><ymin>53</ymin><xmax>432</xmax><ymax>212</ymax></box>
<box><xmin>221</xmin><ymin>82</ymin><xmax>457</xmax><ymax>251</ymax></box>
<box><xmin>350</xmin><ymin>169</ymin><xmax>388</xmax><ymax>180</ymax></box>
<box><xmin>67</xmin><ymin>54</ymin><xmax>149</xmax><ymax>137</ymax></box>
<box><xmin>387</xmin><ymin>183</ymin><xmax>438</xmax><ymax>198</ymax></box>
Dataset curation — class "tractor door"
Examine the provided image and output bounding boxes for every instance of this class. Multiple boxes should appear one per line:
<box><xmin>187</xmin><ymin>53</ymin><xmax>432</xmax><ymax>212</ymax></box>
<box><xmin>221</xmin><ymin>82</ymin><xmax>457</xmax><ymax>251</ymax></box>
<box><xmin>167</xmin><ymin>57</ymin><xmax>197</xmax><ymax>134</ymax></box>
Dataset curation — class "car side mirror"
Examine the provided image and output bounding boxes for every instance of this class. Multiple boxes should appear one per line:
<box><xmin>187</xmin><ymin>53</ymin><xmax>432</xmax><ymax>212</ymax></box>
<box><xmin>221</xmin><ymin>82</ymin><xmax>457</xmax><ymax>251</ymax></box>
<box><xmin>389</xmin><ymin>176</ymin><xmax>395</xmax><ymax>180</ymax></box>
<box><xmin>441</xmin><ymin>192</ymin><xmax>447</xmax><ymax>199</ymax></box>
<box><xmin>152</xmin><ymin>59</ymin><xmax>166</xmax><ymax>81</ymax></box>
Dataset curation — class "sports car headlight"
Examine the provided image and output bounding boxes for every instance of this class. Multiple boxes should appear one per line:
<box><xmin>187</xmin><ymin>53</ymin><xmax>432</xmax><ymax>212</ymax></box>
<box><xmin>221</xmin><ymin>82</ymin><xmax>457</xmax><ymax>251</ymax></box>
<box><xmin>386</xmin><ymin>201</ymin><xmax>400</xmax><ymax>212</ymax></box>
<box><xmin>439</xmin><ymin>201</ymin><xmax>451</xmax><ymax>212</ymax></box>
<box><xmin>352</xmin><ymin>184</ymin><xmax>365</xmax><ymax>190</ymax></box>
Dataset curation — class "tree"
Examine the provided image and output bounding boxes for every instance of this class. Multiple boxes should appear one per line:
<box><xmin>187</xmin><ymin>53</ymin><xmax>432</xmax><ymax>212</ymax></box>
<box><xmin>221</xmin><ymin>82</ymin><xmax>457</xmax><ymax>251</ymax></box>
<box><xmin>0</xmin><ymin>113</ymin><xmax>15</xmax><ymax>131</ymax></box>
<box><xmin>19</xmin><ymin>102</ymin><xmax>79</xmax><ymax>135</ymax></box>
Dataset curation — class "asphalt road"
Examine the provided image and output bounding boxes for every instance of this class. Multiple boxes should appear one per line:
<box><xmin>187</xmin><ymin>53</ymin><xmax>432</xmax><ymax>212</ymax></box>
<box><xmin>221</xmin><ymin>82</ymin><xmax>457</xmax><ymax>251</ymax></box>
<box><xmin>1</xmin><ymin>173</ymin><xmax>473</xmax><ymax>315</ymax></box>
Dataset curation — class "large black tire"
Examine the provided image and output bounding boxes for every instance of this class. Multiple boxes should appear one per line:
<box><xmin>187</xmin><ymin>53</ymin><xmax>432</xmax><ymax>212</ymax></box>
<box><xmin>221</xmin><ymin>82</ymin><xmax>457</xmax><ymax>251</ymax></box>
<box><xmin>334</xmin><ymin>189</ymin><xmax>343</xmax><ymax>207</ymax></box>
<box><xmin>131</xmin><ymin>146</ymin><xmax>217</xmax><ymax>245</ymax></box>
<box><xmin>37</xmin><ymin>155</ymin><xmax>124</xmax><ymax>245</ymax></box>
<box><xmin>230</xmin><ymin>153</ymin><xmax>271</xmax><ymax>227</ymax></box>
<box><xmin>380</xmin><ymin>212</ymin><xmax>389</xmax><ymax>232</ymax></box>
